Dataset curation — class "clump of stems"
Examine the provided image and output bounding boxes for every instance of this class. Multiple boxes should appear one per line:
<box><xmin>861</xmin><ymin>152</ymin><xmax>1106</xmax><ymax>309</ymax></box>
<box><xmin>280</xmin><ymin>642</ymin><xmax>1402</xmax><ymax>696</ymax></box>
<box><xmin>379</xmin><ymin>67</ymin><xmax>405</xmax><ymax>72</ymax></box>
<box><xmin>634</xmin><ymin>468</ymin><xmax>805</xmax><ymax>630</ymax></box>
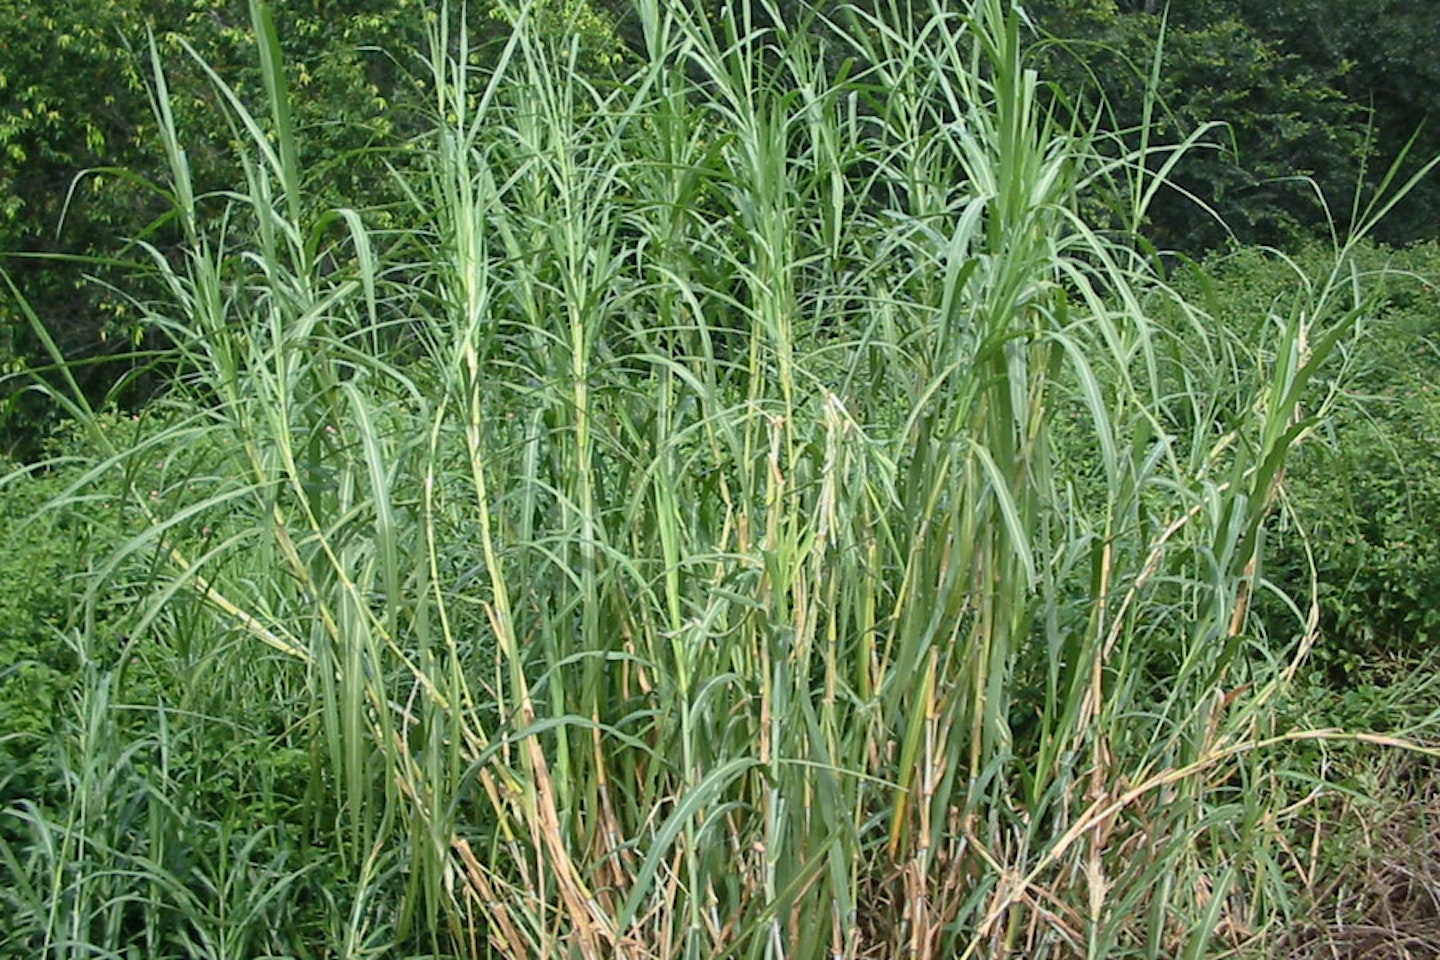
<box><xmin>3</xmin><ymin>0</ymin><xmax>1412</xmax><ymax>957</ymax></box>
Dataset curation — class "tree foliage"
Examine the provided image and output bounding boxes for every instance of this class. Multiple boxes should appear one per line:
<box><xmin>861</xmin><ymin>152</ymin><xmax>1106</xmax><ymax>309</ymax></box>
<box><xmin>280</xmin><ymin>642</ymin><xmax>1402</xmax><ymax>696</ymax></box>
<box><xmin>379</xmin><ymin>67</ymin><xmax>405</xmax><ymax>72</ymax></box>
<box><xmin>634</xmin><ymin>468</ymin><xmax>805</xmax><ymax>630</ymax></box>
<box><xmin>1227</xmin><ymin>0</ymin><xmax>1440</xmax><ymax>246</ymax></box>
<box><xmin>1027</xmin><ymin>0</ymin><xmax>1368</xmax><ymax>250</ymax></box>
<box><xmin>1</xmin><ymin>0</ymin><xmax>456</xmax><ymax>454</ymax></box>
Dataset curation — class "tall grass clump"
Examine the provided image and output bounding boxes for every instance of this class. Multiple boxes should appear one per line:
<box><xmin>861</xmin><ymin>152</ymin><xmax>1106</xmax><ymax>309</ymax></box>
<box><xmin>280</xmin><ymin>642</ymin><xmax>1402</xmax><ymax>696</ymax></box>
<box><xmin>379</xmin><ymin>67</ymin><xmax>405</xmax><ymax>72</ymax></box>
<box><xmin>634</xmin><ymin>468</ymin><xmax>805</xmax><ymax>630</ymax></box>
<box><xmin>3</xmin><ymin>0</ymin><xmax>1420</xmax><ymax>956</ymax></box>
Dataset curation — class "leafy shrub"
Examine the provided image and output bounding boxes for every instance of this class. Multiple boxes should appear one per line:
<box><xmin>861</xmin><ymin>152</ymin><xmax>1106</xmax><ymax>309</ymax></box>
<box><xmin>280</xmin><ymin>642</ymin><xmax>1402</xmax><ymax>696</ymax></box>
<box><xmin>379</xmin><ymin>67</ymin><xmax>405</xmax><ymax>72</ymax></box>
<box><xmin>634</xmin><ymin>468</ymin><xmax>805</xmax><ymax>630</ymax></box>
<box><xmin>0</xmin><ymin>463</ymin><xmax>85</xmax><ymax>797</ymax></box>
<box><xmin>1193</xmin><ymin>242</ymin><xmax>1440</xmax><ymax>670</ymax></box>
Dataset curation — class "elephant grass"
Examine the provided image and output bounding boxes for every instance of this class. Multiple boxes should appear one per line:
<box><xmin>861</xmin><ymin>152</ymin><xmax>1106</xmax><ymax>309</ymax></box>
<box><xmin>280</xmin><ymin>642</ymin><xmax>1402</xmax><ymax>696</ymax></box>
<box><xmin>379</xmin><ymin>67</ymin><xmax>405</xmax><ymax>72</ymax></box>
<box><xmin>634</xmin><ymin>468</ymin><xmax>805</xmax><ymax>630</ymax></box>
<box><xmin>6</xmin><ymin>0</ymin><xmax>1426</xmax><ymax>956</ymax></box>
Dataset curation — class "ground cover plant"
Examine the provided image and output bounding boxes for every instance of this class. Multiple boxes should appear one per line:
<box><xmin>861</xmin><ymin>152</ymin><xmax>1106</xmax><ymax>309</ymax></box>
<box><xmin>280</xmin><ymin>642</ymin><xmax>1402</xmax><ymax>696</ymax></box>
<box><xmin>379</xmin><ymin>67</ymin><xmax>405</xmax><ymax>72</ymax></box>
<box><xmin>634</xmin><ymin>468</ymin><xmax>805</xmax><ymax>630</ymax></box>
<box><xmin>1216</xmin><ymin>242</ymin><xmax>1440</xmax><ymax>675</ymax></box>
<box><xmin>3</xmin><ymin>0</ymin><xmax>1436</xmax><ymax>956</ymax></box>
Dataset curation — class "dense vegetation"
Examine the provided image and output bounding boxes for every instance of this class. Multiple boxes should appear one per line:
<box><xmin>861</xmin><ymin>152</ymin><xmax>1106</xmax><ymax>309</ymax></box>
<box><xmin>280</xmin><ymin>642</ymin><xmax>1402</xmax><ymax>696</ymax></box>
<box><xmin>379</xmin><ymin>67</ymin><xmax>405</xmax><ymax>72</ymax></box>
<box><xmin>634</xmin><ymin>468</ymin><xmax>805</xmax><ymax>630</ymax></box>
<box><xmin>2</xmin><ymin>0</ymin><xmax>1438</xmax><ymax>957</ymax></box>
<box><xmin>4</xmin><ymin>0</ymin><xmax>1438</xmax><ymax>453</ymax></box>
